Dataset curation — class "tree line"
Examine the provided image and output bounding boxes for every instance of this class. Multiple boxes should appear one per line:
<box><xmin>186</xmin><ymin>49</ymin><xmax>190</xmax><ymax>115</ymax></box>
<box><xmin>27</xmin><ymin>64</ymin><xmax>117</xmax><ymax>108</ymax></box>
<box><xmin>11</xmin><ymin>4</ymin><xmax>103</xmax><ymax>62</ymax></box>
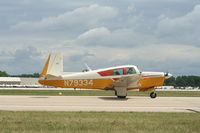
<box><xmin>164</xmin><ymin>76</ymin><xmax>200</xmax><ymax>87</ymax></box>
<box><xmin>0</xmin><ymin>71</ymin><xmax>39</xmax><ymax>78</ymax></box>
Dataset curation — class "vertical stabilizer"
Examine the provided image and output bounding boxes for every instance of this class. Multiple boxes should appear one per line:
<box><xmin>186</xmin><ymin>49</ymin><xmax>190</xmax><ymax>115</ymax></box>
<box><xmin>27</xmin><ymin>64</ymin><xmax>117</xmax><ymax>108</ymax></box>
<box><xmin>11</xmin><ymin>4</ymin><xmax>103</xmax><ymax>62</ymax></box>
<box><xmin>40</xmin><ymin>53</ymin><xmax>63</xmax><ymax>77</ymax></box>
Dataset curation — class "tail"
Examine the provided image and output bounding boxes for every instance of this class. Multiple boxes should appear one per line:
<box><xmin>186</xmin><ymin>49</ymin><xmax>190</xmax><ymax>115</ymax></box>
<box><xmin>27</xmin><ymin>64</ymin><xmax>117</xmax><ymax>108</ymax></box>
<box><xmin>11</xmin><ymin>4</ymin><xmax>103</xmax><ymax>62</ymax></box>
<box><xmin>40</xmin><ymin>53</ymin><xmax>63</xmax><ymax>78</ymax></box>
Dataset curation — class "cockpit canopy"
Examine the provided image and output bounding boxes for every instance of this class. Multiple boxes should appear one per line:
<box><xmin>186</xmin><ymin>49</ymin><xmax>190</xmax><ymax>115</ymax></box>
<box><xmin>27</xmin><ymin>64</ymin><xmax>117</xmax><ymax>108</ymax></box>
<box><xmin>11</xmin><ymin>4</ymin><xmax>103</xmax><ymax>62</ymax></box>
<box><xmin>113</xmin><ymin>67</ymin><xmax>137</xmax><ymax>75</ymax></box>
<box><xmin>98</xmin><ymin>66</ymin><xmax>139</xmax><ymax>76</ymax></box>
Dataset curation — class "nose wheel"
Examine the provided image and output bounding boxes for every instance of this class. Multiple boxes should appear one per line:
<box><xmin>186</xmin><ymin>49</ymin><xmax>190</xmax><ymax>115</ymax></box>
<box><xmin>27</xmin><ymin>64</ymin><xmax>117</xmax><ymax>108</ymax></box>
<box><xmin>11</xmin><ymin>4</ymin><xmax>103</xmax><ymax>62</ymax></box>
<box><xmin>150</xmin><ymin>92</ymin><xmax>157</xmax><ymax>98</ymax></box>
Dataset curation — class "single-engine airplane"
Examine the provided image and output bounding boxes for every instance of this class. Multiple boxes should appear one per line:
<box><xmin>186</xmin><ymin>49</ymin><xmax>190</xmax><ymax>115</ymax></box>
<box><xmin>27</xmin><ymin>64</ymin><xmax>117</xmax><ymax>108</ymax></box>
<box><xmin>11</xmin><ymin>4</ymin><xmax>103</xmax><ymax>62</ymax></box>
<box><xmin>38</xmin><ymin>53</ymin><xmax>172</xmax><ymax>98</ymax></box>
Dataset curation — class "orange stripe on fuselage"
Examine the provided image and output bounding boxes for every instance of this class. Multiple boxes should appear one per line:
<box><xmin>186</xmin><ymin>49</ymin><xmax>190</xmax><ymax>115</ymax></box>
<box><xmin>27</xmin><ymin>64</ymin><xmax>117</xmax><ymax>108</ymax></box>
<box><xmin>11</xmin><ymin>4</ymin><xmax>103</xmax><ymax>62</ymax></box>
<box><xmin>38</xmin><ymin>78</ymin><xmax>114</xmax><ymax>89</ymax></box>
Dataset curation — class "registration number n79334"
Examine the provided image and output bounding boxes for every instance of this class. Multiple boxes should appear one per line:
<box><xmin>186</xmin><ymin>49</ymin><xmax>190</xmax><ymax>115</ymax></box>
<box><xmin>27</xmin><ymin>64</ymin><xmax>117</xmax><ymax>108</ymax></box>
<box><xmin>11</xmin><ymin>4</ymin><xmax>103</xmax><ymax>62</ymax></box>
<box><xmin>64</xmin><ymin>79</ymin><xmax>93</xmax><ymax>87</ymax></box>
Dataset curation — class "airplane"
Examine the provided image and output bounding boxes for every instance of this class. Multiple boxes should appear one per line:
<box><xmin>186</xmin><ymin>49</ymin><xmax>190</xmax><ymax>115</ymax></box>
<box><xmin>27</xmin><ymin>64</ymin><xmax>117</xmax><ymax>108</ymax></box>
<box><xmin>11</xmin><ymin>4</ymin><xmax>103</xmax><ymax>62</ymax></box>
<box><xmin>38</xmin><ymin>53</ymin><xmax>172</xmax><ymax>98</ymax></box>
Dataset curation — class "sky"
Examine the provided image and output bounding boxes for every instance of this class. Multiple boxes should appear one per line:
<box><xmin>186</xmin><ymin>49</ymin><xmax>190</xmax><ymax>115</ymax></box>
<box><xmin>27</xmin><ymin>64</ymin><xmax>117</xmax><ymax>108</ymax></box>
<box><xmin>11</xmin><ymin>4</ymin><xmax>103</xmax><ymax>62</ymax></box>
<box><xmin>0</xmin><ymin>0</ymin><xmax>200</xmax><ymax>75</ymax></box>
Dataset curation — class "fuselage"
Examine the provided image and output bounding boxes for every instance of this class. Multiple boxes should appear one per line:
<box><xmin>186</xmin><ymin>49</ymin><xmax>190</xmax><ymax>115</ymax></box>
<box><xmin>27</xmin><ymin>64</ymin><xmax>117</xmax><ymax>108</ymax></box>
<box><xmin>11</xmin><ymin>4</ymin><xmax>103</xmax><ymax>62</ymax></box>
<box><xmin>39</xmin><ymin>65</ymin><xmax>169</xmax><ymax>91</ymax></box>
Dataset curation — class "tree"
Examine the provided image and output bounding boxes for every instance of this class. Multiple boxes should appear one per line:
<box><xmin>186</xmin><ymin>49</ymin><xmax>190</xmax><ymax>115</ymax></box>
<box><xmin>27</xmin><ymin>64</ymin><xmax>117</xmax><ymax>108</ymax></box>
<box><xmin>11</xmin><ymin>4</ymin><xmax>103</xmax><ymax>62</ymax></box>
<box><xmin>164</xmin><ymin>77</ymin><xmax>176</xmax><ymax>86</ymax></box>
<box><xmin>12</xmin><ymin>73</ymin><xmax>40</xmax><ymax>78</ymax></box>
<box><xmin>165</xmin><ymin>76</ymin><xmax>200</xmax><ymax>88</ymax></box>
<box><xmin>0</xmin><ymin>71</ymin><xmax>9</xmax><ymax>77</ymax></box>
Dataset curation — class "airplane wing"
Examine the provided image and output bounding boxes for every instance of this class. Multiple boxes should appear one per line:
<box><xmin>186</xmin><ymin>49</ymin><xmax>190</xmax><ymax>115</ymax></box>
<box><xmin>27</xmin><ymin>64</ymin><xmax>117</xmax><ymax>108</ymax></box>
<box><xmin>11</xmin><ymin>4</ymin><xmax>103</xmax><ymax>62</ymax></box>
<box><xmin>112</xmin><ymin>74</ymin><xmax>141</xmax><ymax>88</ymax></box>
<box><xmin>108</xmin><ymin>74</ymin><xmax>141</xmax><ymax>97</ymax></box>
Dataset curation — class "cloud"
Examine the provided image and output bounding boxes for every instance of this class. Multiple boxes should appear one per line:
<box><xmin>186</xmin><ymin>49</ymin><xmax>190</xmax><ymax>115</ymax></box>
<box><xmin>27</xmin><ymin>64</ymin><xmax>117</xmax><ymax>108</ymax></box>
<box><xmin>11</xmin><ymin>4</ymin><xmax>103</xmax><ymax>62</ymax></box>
<box><xmin>1</xmin><ymin>0</ymin><xmax>200</xmax><ymax>75</ymax></box>
<box><xmin>0</xmin><ymin>47</ymin><xmax>43</xmax><ymax>74</ymax></box>
<box><xmin>76</xmin><ymin>27</ymin><xmax>111</xmax><ymax>46</ymax></box>
<box><xmin>60</xmin><ymin>43</ymin><xmax>200</xmax><ymax>75</ymax></box>
<box><xmin>74</xmin><ymin>26</ymin><xmax>157</xmax><ymax>47</ymax></box>
<box><xmin>10</xmin><ymin>4</ymin><xmax>117</xmax><ymax>36</ymax></box>
<box><xmin>78</xmin><ymin>27</ymin><xmax>111</xmax><ymax>40</ymax></box>
<box><xmin>157</xmin><ymin>5</ymin><xmax>200</xmax><ymax>46</ymax></box>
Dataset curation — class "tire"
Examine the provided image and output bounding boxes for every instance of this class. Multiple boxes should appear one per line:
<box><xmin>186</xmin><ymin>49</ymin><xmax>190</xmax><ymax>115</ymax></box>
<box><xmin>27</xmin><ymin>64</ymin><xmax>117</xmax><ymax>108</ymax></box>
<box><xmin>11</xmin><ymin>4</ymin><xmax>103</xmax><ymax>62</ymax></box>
<box><xmin>117</xmin><ymin>96</ymin><xmax>126</xmax><ymax>99</ymax></box>
<box><xmin>115</xmin><ymin>91</ymin><xmax>117</xmax><ymax>96</ymax></box>
<box><xmin>150</xmin><ymin>92</ymin><xmax>157</xmax><ymax>98</ymax></box>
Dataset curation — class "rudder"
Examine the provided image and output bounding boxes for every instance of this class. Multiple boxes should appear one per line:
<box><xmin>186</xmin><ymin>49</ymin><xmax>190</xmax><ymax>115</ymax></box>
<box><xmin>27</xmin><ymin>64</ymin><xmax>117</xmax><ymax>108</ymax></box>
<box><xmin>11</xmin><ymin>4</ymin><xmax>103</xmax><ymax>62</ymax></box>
<box><xmin>40</xmin><ymin>53</ymin><xmax>63</xmax><ymax>78</ymax></box>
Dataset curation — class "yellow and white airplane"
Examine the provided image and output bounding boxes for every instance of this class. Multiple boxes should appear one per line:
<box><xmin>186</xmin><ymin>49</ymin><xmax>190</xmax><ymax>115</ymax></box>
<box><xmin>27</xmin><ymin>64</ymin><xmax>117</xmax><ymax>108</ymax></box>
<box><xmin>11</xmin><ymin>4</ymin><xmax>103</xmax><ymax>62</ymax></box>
<box><xmin>38</xmin><ymin>53</ymin><xmax>172</xmax><ymax>98</ymax></box>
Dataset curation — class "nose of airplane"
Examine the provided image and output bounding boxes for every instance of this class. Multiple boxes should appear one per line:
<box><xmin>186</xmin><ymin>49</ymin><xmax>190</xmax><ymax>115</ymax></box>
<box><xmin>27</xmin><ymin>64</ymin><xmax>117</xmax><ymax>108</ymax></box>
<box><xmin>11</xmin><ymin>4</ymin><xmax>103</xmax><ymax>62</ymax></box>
<box><xmin>164</xmin><ymin>72</ymin><xmax>172</xmax><ymax>79</ymax></box>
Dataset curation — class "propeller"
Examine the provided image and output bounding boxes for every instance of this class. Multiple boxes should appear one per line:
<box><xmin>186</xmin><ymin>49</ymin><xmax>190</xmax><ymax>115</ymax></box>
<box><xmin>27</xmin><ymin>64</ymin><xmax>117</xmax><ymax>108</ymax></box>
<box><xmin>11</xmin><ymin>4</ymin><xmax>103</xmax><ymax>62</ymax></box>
<box><xmin>164</xmin><ymin>71</ymin><xmax>169</xmax><ymax>77</ymax></box>
<box><xmin>164</xmin><ymin>71</ymin><xmax>172</xmax><ymax>79</ymax></box>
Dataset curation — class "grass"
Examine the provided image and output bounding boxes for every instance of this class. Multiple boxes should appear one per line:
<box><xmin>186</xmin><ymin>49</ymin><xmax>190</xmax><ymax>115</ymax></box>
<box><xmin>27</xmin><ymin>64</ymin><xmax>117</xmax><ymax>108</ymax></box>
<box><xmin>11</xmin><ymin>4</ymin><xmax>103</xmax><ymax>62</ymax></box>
<box><xmin>0</xmin><ymin>111</ymin><xmax>199</xmax><ymax>133</ymax></box>
<box><xmin>0</xmin><ymin>89</ymin><xmax>200</xmax><ymax>97</ymax></box>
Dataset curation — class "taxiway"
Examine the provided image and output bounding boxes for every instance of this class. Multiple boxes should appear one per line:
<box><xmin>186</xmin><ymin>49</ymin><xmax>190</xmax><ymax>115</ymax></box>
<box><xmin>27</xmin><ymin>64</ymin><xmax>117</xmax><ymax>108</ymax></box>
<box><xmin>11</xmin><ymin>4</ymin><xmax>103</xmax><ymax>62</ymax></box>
<box><xmin>0</xmin><ymin>96</ymin><xmax>199</xmax><ymax>112</ymax></box>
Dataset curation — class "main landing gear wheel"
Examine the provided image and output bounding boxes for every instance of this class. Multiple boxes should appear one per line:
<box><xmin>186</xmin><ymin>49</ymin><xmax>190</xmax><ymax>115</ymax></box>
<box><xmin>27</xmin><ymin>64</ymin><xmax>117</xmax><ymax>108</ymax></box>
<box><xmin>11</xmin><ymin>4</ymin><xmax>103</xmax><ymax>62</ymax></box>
<box><xmin>150</xmin><ymin>92</ymin><xmax>157</xmax><ymax>98</ymax></box>
<box><xmin>117</xmin><ymin>96</ymin><xmax>126</xmax><ymax>99</ymax></box>
<box><xmin>115</xmin><ymin>91</ymin><xmax>117</xmax><ymax>96</ymax></box>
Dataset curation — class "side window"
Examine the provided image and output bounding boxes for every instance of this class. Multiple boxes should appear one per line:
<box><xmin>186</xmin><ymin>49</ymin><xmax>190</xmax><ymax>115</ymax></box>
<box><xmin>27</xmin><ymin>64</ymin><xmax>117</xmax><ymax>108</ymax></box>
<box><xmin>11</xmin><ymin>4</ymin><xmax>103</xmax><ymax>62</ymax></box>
<box><xmin>126</xmin><ymin>68</ymin><xmax>136</xmax><ymax>74</ymax></box>
<box><xmin>113</xmin><ymin>69</ymin><xmax>123</xmax><ymax>75</ymax></box>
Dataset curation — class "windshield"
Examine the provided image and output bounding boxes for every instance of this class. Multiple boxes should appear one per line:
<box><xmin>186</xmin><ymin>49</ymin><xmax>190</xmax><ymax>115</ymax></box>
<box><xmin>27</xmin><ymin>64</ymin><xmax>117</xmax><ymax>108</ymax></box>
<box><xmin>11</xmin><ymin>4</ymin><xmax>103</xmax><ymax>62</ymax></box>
<box><xmin>126</xmin><ymin>67</ymin><xmax>136</xmax><ymax>74</ymax></box>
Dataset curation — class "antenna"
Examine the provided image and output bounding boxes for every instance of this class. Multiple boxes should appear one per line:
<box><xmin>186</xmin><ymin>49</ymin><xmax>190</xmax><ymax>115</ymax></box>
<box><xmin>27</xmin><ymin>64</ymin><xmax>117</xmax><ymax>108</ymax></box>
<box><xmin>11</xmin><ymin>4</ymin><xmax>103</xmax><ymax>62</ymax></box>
<box><xmin>84</xmin><ymin>63</ymin><xmax>92</xmax><ymax>71</ymax></box>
